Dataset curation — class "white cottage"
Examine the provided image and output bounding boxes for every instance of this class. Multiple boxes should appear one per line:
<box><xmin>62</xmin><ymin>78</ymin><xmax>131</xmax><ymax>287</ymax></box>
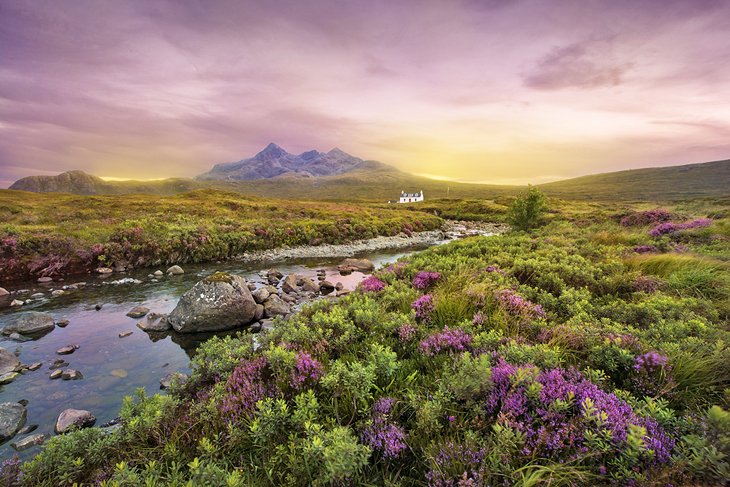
<box><xmin>399</xmin><ymin>190</ymin><xmax>424</xmax><ymax>203</ymax></box>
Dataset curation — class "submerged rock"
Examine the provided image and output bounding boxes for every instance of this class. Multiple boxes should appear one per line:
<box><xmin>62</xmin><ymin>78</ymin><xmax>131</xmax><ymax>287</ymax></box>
<box><xmin>0</xmin><ymin>402</ymin><xmax>27</xmax><ymax>442</ymax></box>
<box><xmin>49</xmin><ymin>370</ymin><xmax>63</xmax><ymax>380</ymax></box>
<box><xmin>56</xmin><ymin>345</ymin><xmax>78</xmax><ymax>355</ymax></box>
<box><xmin>0</xmin><ymin>372</ymin><xmax>19</xmax><ymax>385</ymax></box>
<box><xmin>55</xmin><ymin>319</ymin><xmax>70</xmax><ymax>328</ymax></box>
<box><xmin>55</xmin><ymin>409</ymin><xmax>96</xmax><ymax>434</ymax></box>
<box><xmin>168</xmin><ymin>272</ymin><xmax>257</xmax><ymax>333</ymax></box>
<box><xmin>2</xmin><ymin>311</ymin><xmax>55</xmax><ymax>337</ymax></box>
<box><xmin>118</xmin><ymin>331</ymin><xmax>133</xmax><ymax>338</ymax></box>
<box><xmin>137</xmin><ymin>315</ymin><xmax>171</xmax><ymax>332</ymax></box>
<box><xmin>0</xmin><ymin>348</ymin><xmax>20</xmax><ymax>375</ymax></box>
<box><xmin>62</xmin><ymin>369</ymin><xmax>83</xmax><ymax>380</ymax></box>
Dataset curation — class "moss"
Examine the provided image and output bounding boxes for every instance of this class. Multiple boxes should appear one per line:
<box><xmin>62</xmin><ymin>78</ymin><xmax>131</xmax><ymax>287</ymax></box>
<box><xmin>205</xmin><ymin>271</ymin><xmax>235</xmax><ymax>284</ymax></box>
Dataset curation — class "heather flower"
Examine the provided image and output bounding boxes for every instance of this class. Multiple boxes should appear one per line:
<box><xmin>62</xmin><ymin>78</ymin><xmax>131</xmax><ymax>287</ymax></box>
<box><xmin>649</xmin><ymin>218</ymin><xmax>712</xmax><ymax>237</ymax></box>
<box><xmin>221</xmin><ymin>356</ymin><xmax>277</xmax><ymax>422</ymax></box>
<box><xmin>483</xmin><ymin>361</ymin><xmax>675</xmax><ymax>469</ymax></box>
<box><xmin>412</xmin><ymin>294</ymin><xmax>434</xmax><ymax>322</ymax></box>
<box><xmin>632</xmin><ymin>351</ymin><xmax>674</xmax><ymax>397</ymax></box>
<box><xmin>397</xmin><ymin>323</ymin><xmax>417</xmax><ymax>342</ymax></box>
<box><xmin>633</xmin><ymin>245</ymin><xmax>657</xmax><ymax>254</ymax></box>
<box><xmin>620</xmin><ymin>209</ymin><xmax>672</xmax><ymax>227</ymax></box>
<box><xmin>361</xmin><ymin>397</ymin><xmax>407</xmax><ymax>460</ymax></box>
<box><xmin>495</xmin><ymin>289</ymin><xmax>546</xmax><ymax>319</ymax></box>
<box><xmin>472</xmin><ymin>311</ymin><xmax>486</xmax><ymax>326</ymax></box>
<box><xmin>290</xmin><ymin>351</ymin><xmax>323</xmax><ymax>390</ymax></box>
<box><xmin>361</xmin><ymin>275</ymin><xmax>386</xmax><ymax>292</ymax></box>
<box><xmin>413</xmin><ymin>271</ymin><xmax>441</xmax><ymax>290</ymax></box>
<box><xmin>385</xmin><ymin>261</ymin><xmax>407</xmax><ymax>278</ymax></box>
<box><xmin>420</xmin><ymin>326</ymin><xmax>472</xmax><ymax>356</ymax></box>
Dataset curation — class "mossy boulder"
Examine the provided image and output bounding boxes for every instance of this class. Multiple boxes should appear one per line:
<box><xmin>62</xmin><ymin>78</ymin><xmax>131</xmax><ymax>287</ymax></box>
<box><xmin>167</xmin><ymin>272</ymin><xmax>257</xmax><ymax>333</ymax></box>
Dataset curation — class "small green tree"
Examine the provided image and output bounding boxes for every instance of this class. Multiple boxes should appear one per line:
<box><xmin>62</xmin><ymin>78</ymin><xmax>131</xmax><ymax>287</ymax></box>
<box><xmin>507</xmin><ymin>186</ymin><xmax>547</xmax><ymax>231</ymax></box>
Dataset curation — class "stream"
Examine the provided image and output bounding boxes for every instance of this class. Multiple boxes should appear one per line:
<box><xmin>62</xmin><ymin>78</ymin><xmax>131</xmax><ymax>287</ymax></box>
<box><xmin>0</xmin><ymin>243</ymin><xmax>438</xmax><ymax>461</ymax></box>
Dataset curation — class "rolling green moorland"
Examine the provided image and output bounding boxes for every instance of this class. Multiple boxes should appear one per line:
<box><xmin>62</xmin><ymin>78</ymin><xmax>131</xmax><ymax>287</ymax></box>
<box><xmin>1</xmin><ymin>187</ymin><xmax>728</xmax><ymax>485</ymax></box>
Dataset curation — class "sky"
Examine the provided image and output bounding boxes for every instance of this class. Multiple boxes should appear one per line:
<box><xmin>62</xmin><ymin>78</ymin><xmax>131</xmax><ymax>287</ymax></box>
<box><xmin>1</xmin><ymin>0</ymin><xmax>729</xmax><ymax>188</ymax></box>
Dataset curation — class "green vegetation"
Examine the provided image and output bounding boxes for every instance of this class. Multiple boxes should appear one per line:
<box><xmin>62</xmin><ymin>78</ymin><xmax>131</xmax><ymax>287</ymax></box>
<box><xmin>4</xmin><ymin>196</ymin><xmax>729</xmax><ymax>486</ymax></box>
<box><xmin>507</xmin><ymin>186</ymin><xmax>547</xmax><ymax>231</ymax></box>
<box><xmin>0</xmin><ymin>189</ymin><xmax>442</xmax><ymax>281</ymax></box>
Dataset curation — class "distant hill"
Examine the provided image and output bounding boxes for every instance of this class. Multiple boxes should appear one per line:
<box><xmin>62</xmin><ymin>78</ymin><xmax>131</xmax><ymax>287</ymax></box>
<box><xmin>9</xmin><ymin>170</ymin><xmax>201</xmax><ymax>195</ymax></box>
<box><xmin>6</xmin><ymin>156</ymin><xmax>729</xmax><ymax>202</ymax></box>
<box><xmin>539</xmin><ymin>159</ymin><xmax>730</xmax><ymax>200</ymax></box>
<box><xmin>196</xmin><ymin>143</ymin><xmax>397</xmax><ymax>181</ymax></box>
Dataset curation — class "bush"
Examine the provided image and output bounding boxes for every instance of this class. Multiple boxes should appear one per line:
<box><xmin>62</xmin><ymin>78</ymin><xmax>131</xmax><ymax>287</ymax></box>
<box><xmin>507</xmin><ymin>186</ymin><xmax>547</xmax><ymax>231</ymax></box>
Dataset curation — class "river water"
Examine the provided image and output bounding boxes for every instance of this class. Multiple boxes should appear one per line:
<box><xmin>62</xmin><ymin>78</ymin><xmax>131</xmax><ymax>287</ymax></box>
<box><xmin>0</xmin><ymin>245</ymin><xmax>433</xmax><ymax>461</ymax></box>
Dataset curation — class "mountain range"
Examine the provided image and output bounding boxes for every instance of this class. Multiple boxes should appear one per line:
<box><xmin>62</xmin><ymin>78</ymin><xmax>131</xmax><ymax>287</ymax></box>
<box><xmin>7</xmin><ymin>144</ymin><xmax>730</xmax><ymax>201</ymax></box>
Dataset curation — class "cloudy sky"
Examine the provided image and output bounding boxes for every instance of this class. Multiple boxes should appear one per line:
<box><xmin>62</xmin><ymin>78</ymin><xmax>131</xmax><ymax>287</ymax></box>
<box><xmin>1</xmin><ymin>0</ymin><xmax>729</xmax><ymax>187</ymax></box>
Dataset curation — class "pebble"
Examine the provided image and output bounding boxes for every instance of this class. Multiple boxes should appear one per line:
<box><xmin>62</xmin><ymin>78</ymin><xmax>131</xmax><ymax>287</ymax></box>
<box><xmin>0</xmin><ymin>372</ymin><xmax>19</xmax><ymax>385</ymax></box>
<box><xmin>56</xmin><ymin>345</ymin><xmax>78</xmax><ymax>355</ymax></box>
<box><xmin>30</xmin><ymin>293</ymin><xmax>45</xmax><ymax>298</ymax></box>
<box><xmin>27</xmin><ymin>362</ymin><xmax>42</xmax><ymax>371</ymax></box>
<box><xmin>51</xmin><ymin>289</ymin><xmax>65</xmax><ymax>296</ymax></box>
<box><xmin>49</xmin><ymin>360</ymin><xmax>69</xmax><ymax>370</ymax></box>
<box><xmin>118</xmin><ymin>331</ymin><xmax>133</xmax><ymax>338</ymax></box>
<box><xmin>56</xmin><ymin>319</ymin><xmax>70</xmax><ymax>327</ymax></box>
<box><xmin>61</xmin><ymin>369</ymin><xmax>83</xmax><ymax>380</ymax></box>
<box><xmin>110</xmin><ymin>369</ymin><xmax>128</xmax><ymax>378</ymax></box>
<box><xmin>95</xmin><ymin>304</ymin><xmax>103</xmax><ymax>311</ymax></box>
<box><xmin>37</xmin><ymin>277</ymin><xmax>53</xmax><ymax>283</ymax></box>
<box><xmin>126</xmin><ymin>305</ymin><xmax>150</xmax><ymax>319</ymax></box>
<box><xmin>153</xmin><ymin>270</ymin><xmax>163</xmax><ymax>277</ymax></box>
<box><xmin>49</xmin><ymin>370</ymin><xmax>63</xmax><ymax>380</ymax></box>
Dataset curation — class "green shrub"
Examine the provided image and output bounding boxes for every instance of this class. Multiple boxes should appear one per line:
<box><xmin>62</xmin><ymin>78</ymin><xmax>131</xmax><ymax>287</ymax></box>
<box><xmin>507</xmin><ymin>186</ymin><xmax>547</xmax><ymax>231</ymax></box>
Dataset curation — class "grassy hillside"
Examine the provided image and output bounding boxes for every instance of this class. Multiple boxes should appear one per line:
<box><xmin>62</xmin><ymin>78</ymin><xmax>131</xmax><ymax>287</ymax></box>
<box><xmin>9</xmin><ymin>198</ymin><xmax>730</xmax><ymax>486</ymax></box>
<box><xmin>539</xmin><ymin>159</ymin><xmax>730</xmax><ymax>200</ymax></box>
<box><xmin>0</xmin><ymin>189</ymin><xmax>442</xmax><ymax>282</ymax></box>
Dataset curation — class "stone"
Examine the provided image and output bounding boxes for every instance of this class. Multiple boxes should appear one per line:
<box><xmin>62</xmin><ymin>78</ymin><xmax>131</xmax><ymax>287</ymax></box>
<box><xmin>55</xmin><ymin>319</ymin><xmax>70</xmax><ymax>328</ymax></box>
<box><xmin>62</xmin><ymin>369</ymin><xmax>83</xmax><ymax>380</ymax></box>
<box><xmin>267</xmin><ymin>269</ymin><xmax>283</xmax><ymax>280</ymax></box>
<box><xmin>95</xmin><ymin>304</ymin><xmax>103</xmax><ymax>311</ymax></box>
<box><xmin>320</xmin><ymin>280</ymin><xmax>335</xmax><ymax>291</ymax></box>
<box><xmin>136</xmin><ymin>315</ymin><xmax>171</xmax><ymax>332</ymax></box>
<box><xmin>11</xmin><ymin>433</ymin><xmax>46</xmax><ymax>451</ymax></box>
<box><xmin>110</xmin><ymin>369</ymin><xmax>128</xmax><ymax>378</ymax></box>
<box><xmin>51</xmin><ymin>289</ymin><xmax>65</xmax><ymax>296</ymax></box>
<box><xmin>49</xmin><ymin>360</ymin><xmax>69</xmax><ymax>370</ymax></box>
<box><xmin>0</xmin><ymin>348</ymin><xmax>20</xmax><ymax>375</ymax></box>
<box><xmin>264</xmin><ymin>294</ymin><xmax>290</xmax><ymax>317</ymax></box>
<box><xmin>55</xmin><ymin>409</ymin><xmax>96</xmax><ymax>434</ymax></box>
<box><xmin>153</xmin><ymin>270</ymin><xmax>163</xmax><ymax>277</ymax></box>
<box><xmin>0</xmin><ymin>372</ymin><xmax>19</xmax><ymax>385</ymax></box>
<box><xmin>10</xmin><ymin>300</ymin><xmax>23</xmax><ymax>307</ymax></box>
<box><xmin>0</xmin><ymin>403</ymin><xmax>27</xmax><ymax>441</ymax></box>
<box><xmin>160</xmin><ymin>372</ymin><xmax>188</xmax><ymax>390</ymax></box>
<box><xmin>166</xmin><ymin>265</ymin><xmax>184</xmax><ymax>275</ymax></box>
<box><xmin>126</xmin><ymin>305</ymin><xmax>150</xmax><ymax>319</ymax></box>
<box><xmin>268</xmin><ymin>275</ymin><xmax>280</xmax><ymax>285</ymax></box>
<box><xmin>337</xmin><ymin>258</ymin><xmax>375</xmax><ymax>273</ymax></box>
<box><xmin>0</xmin><ymin>287</ymin><xmax>8</xmax><ymax>297</ymax></box>
<box><xmin>249</xmin><ymin>321</ymin><xmax>262</xmax><ymax>333</ymax></box>
<box><xmin>96</xmin><ymin>267</ymin><xmax>113</xmax><ymax>274</ymax></box>
<box><xmin>3</xmin><ymin>312</ymin><xmax>55</xmax><ymax>337</ymax></box>
<box><xmin>37</xmin><ymin>277</ymin><xmax>53</xmax><ymax>283</ymax></box>
<box><xmin>168</xmin><ymin>272</ymin><xmax>257</xmax><ymax>333</ymax></box>
<box><xmin>49</xmin><ymin>370</ymin><xmax>63</xmax><ymax>380</ymax></box>
<box><xmin>27</xmin><ymin>362</ymin><xmax>42</xmax><ymax>371</ymax></box>
<box><xmin>252</xmin><ymin>287</ymin><xmax>270</xmax><ymax>304</ymax></box>
<box><xmin>300</xmin><ymin>277</ymin><xmax>320</xmax><ymax>293</ymax></box>
<box><xmin>265</xmin><ymin>285</ymin><xmax>279</xmax><ymax>295</ymax></box>
<box><xmin>118</xmin><ymin>331</ymin><xmax>133</xmax><ymax>338</ymax></box>
<box><xmin>281</xmin><ymin>274</ymin><xmax>299</xmax><ymax>294</ymax></box>
<box><xmin>247</xmin><ymin>282</ymin><xmax>257</xmax><ymax>291</ymax></box>
<box><xmin>30</xmin><ymin>292</ymin><xmax>45</xmax><ymax>298</ymax></box>
<box><xmin>56</xmin><ymin>345</ymin><xmax>77</xmax><ymax>355</ymax></box>
<box><xmin>281</xmin><ymin>293</ymin><xmax>296</xmax><ymax>304</ymax></box>
<box><xmin>253</xmin><ymin>304</ymin><xmax>265</xmax><ymax>322</ymax></box>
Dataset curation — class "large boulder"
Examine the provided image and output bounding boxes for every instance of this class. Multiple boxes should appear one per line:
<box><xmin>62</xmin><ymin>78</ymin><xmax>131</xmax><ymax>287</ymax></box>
<box><xmin>167</xmin><ymin>272</ymin><xmax>257</xmax><ymax>333</ymax></box>
<box><xmin>337</xmin><ymin>258</ymin><xmax>375</xmax><ymax>273</ymax></box>
<box><xmin>300</xmin><ymin>277</ymin><xmax>320</xmax><ymax>293</ymax></box>
<box><xmin>0</xmin><ymin>402</ymin><xmax>27</xmax><ymax>442</ymax></box>
<box><xmin>0</xmin><ymin>348</ymin><xmax>19</xmax><ymax>375</ymax></box>
<box><xmin>2</xmin><ymin>312</ymin><xmax>55</xmax><ymax>337</ymax></box>
<box><xmin>281</xmin><ymin>274</ymin><xmax>299</xmax><ymax>294</ymax></box>
<box><xmin>55</xmin><ymin>409</ymin><xmax>95</xmax><ymax>434</ymax></box>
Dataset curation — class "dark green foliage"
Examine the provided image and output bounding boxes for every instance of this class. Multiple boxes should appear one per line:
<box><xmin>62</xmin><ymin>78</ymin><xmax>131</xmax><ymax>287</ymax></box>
<box><xmin>507</xmin><ymin>186</ymin><xmax>547</xmax><ymax>231</ymax></box>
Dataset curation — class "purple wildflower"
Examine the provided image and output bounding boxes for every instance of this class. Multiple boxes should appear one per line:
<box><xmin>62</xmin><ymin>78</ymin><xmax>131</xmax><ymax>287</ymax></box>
<box><xmin>649</xmin><ymin>218</ymin><xmax>712</xmax><ymax>237</ymax></box>
<box><xmin>620</xmin><ymin>209</ymin><xmax>673</xmax><ymax>227</ymax></box>
<box><xmin>632</xmin><ymin>351</ymin><xmax>674</xmax><ymax>397</ymax></box>
<box><xmin>221</xmin><ymin>357</ymin><xmax>277</xmax><ymax>422</ymax></box>
<box><xmin>397</xmin><ymin>324</ymin><xmax>417</xmax><ymax>342</ymax></box>
<box><xmin>632</xmin><ymin>275</ymin><xmax>663</xmax><ymax>294</ymax></box>
<box><xmin>290</xmin><ymin>351</ymin><xmax>323</xmax><ymax>390</ymax></box>
<box><xmin>412</xmin><ymin>294</ymin><xmax>435</xmax><ymax>322</ymax></box>
<box><xmin>472</xmin><ymin>311</ymin><xmax>486</xmax><ymax>326</ymax></box>
<box><xmin>361</xmin><ymin>397</ymin><xmax>407</xmax><ymax>460</ymax></box>
<box><xmin>496</xmin><ymin>289</ymin><xmax>546</xmax><ymax>319</ymax></box>
<box><xmin>413</xmin><ymin>271</ymin><xmax>441</xmax><ymax>290</ymax></box>
<box><xmin>633</xmin><ymin>245</ymin><xmax>658</xmax><ymax>254</ymax></box>
<box><xmin>361</xmin><ymin>275</ymin><xmax>386</xmax><ymax>292</ymax></box>
<box><xmin>420</xmin><ymin>326</ymin><xmax>472</xmax><ymax>356</ymax></box>
<box><xmin>425</xmin><ymin>441</ymin><xmax>487</xmax><ymax>487</ymax></box>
